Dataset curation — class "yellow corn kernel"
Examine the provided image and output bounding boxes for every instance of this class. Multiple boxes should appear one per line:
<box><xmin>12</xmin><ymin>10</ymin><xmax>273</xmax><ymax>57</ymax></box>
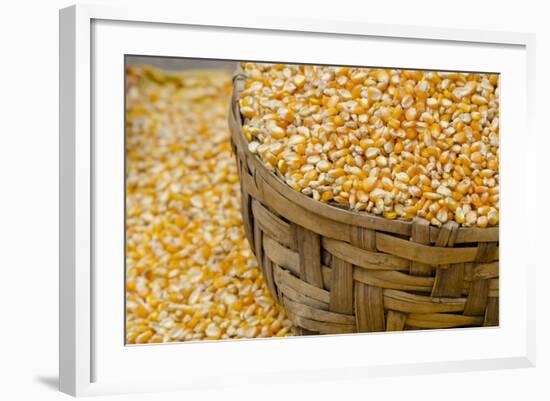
<box><xmin>125</xmin><ymin>66</ymin><xmax>293</xmax><ymax>344</ymax></box>
<box><xmin>239</xmin><ymin>63</ymin><xmax>499</xmax><ymax>229</ymax></box>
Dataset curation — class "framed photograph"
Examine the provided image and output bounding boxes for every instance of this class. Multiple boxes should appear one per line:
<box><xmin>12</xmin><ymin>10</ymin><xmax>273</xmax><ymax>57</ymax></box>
<box><xmin>59</xmin><ymin>3</ymin><xmax>536</xmax><ymax>397</ymax></box>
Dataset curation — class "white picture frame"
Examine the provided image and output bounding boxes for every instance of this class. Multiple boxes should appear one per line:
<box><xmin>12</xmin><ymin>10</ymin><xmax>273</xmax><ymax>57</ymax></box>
<box><xmin>59</xmin><ymin>3</ymin><xmax>536</xmax><ymax>397</ymax></box>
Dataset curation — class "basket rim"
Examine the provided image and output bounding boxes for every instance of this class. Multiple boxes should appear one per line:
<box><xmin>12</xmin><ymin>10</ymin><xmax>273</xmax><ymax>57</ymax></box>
<box><xmin>229</xmin><ymin>66</ymin><xmax>499</xmax><ymax>243</ymax></box>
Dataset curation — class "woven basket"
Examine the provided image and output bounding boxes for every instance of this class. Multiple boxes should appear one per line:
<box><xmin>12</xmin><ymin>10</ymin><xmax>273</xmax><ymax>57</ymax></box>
<box><xmin>228</xmin><ymin>69</ymin><xmax>499</xmax><ymax>335</ymax></box>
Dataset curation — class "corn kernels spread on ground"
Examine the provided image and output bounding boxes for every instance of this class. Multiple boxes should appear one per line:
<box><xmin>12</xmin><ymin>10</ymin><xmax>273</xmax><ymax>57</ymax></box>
<box><xmin>240</xmin><ymin>63</ymin><xmax>500</xmax><ymax>228</ymax></box>
<box><xmin>125</xmin><ymin>65</ymin><xmax>293</xmax><ymax>344</ymax></box>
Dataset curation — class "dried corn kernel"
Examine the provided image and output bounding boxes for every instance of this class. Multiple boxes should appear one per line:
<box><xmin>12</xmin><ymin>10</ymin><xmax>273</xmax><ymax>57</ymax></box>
<box><xmin>125</xmin><ymin>65</ymin><xmax>293</xmax><ymax>343</ymax></box>
<box><xmin>240</xmin><ymin>63</ymin><xmax>499</xmax><ymax>227</ymax></box>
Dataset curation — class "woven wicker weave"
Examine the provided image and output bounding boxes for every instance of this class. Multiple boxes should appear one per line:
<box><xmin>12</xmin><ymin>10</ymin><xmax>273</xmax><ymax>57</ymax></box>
<box><xmin>228</xmin><ymin>69</ymin><xmax>499</xmax><ymax>334</ymax></box>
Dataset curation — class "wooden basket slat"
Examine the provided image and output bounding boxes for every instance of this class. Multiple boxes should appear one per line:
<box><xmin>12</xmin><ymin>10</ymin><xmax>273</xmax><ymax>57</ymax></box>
<box><xmin>353</xmin><ymin>269</ymin><xmax>434</xmax><ymax>292</ymax></box>
<box><xmin>464</xmin><ymin>279</ymin><xmax>490</xmax><ymax>316</ymax></box>
<box><xmin>376</xmin><ymin>233</ymin><xmax>489</xmax><ymax>265</ymax></box>
<box><xmin>461</xmin><ymin>278</ymin><xmax>498</xmax><ymax>297</ymax></box>
<box><xmin>251</xmin><ymin>199</ymin><xmax>294</xmax><ymax>249</ymax></box>
<box><xmin>296</xmin><ymin>226</ymin><xmax>324</xmax><ymax>288</ymax></box>
<box><xmin>406</xmin><ymin>313</ymin><xmax>484</xmax><ymax>329</ymax></box>
<box><xmin>431</xmin><ymin>263</ymin><xmax>466</xmax><ymax>298</ymax></box>
<box><xmin>350</xmin><ymin>226</ymin><xmax>377</xmax><ymax>251</ymax></box>
<box><xmin>328</xmin><ymin>256</ymin><xmax>354</xmax><ymax>314</ymax></box>
<box><xmin>355</xmin><ymin>283</ymin><xmax>386</xmax><ymax>332</ymax></box>
<box><xmin>386</xmin><ymin>310</ymin><xmax>407</xmax><ymax>331</ymax></box>
<box><xmin>274</xmin><ymin>264</ymin><xmax>330</xmax><ymax>304</ymax></box>
<box><xmin>277</xmin><ymin>281</ymin><xmax>329</xmax><ymax>311</ymax></box>
<box><xmin>448</xmin><ymin>227</ymin><xmax>499</xmax><ymax>244</ymax></box>
<box><xmin>321</xmin><ymin>266</ymin><xmax>332</xmax><ymax>291</ymax></box>
<box><xmin>239</xmin><ymin>166</ymin><xmax>263</xmax><ymax>202</ymax></box>
<box><xmin>263</xmin><ymin>236</ymin><xmax>299</xmax><ymax>276</ymax></box>
<box><xmin>383</xmin><ymin>289</ymin><xmax>467</xmax><ymax>314</ymax></box>
<box><xmin>410</xmin><ymin>217</ymin><xmax>433</xmax><ymax>277</ymax></box>
<box><xmin>322</xmin><ymin>237</ymin><xmax>410</xmax><ymax>271</ymax></box>
<box><xmin>285</xmin><ymin>307</ymin><xmax>356</xmax><ymax>334</ymax></box>
<box><xmin>483</xmin><ymin>297</ymin><xmax>500</xmax><ymax>326</ymax></box>
<box><xmin>434</xmin><ymin>221</ymin><xmax>459</xmax><ymax>247</ymax></box>
<box><xmin>472</xmin><ymin>262</ymin><xmax>500</xmax><ymax>280</ymax></box>
<box><xmin>284</xmin><ymin>296</ymin><xmax>356</xmax><ymax>325</ymax></box>
<box><xmin>475</xmin><ymin>242</ymin><xmax>497</xmax><ymax>262</ymax></box>
<box><xmin>261</xmin><ymin>251</ymin><xmax>278</xmax><ymax>302</ymax></box>
<box><xmin>257</xmin><ymin>176</ymin><xmax>352</xmax><ymax>242</ymax></box>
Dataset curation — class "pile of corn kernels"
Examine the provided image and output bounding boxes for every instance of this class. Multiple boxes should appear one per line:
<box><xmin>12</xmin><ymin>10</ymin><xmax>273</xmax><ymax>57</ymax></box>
<box><xmin>240</xmin><ymin>63</ymin><xmax>499</xmax><ymax>228</ymax></box>
<box><xmin>125</xmin><ymin>65</ymin><xmax>293</xmax><ymax>344</ymax></box>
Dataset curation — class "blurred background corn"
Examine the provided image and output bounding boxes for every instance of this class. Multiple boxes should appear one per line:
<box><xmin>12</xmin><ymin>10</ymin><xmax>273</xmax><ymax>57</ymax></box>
<box><xmin>239</xmin><ymin>63</ymin><xmax>500</xmax><ymax>228</ymax></box>
<box><xmin>125</xmin><ymin>64</ymin><xmax>293</xmax><ymax>344</ymax></box>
